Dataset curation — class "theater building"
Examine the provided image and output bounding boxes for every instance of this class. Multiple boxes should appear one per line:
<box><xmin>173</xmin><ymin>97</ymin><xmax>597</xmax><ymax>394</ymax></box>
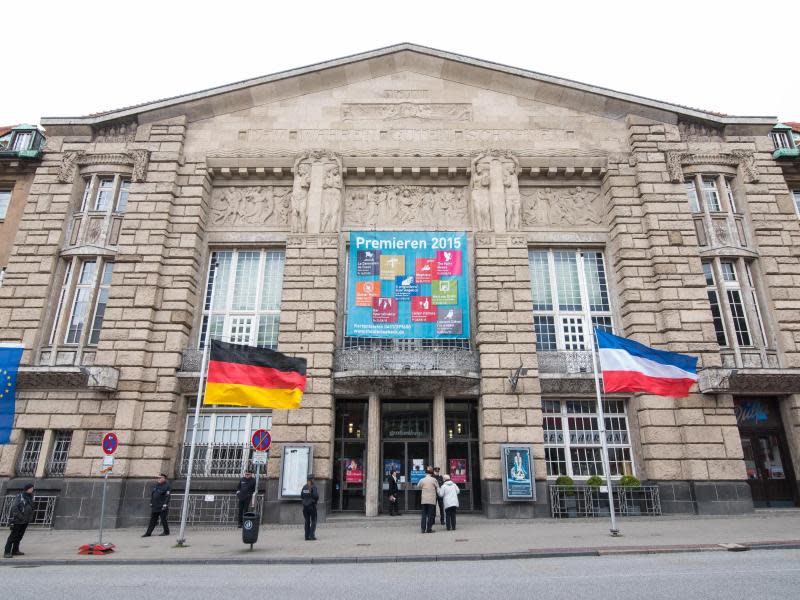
<box><xmin>1</xmin><ymin>44</ymin><xmax>799</xmax><ymax>528</ymax></box>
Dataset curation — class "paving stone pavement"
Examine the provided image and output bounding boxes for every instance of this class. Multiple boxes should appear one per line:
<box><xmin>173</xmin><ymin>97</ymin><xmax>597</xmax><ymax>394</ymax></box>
<box><xmin>3</xmin><ymin>510</ymin><xmax>800</xmax><ymax>565</ymax></box>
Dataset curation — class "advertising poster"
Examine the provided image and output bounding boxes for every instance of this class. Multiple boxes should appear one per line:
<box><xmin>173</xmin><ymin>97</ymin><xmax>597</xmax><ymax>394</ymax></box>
<box><xmin>345</xmin><ymin>458</ymin><xmax>363</xmax><ymax>484</ymax></box>
<box><xmin>384</xmin><ymin>458</ymin><xmax>402</xmax><ymax>480</ymax></box>
<box><xmin>347</xmin><ymin>231</ymin><xmax>470</xmax><ymax>339</ymax></box>
<box><xmin>449</xmin><ymin>458</ymin><xmax>467</xmax><ymax>484</ymax></box>
<box><xmin>501</xmin><ymin>445</ymin><xmax>535</xmax><ymax>501</ymax></box>
<box><xmin>410</xmin><ymin>458</ymin><xmax>426</xmax><ymax>484</ymax></box>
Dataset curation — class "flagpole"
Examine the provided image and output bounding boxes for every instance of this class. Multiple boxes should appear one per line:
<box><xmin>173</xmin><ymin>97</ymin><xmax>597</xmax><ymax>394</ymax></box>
<box><xmin>578</xmin><ymin>252</ymin><xmax>620</xmax><ymax>537</ymax></box>
<box><xmin>177</xmin><ymin>257</ymin><xmax>218</xmax><ymax>547</ymax></box>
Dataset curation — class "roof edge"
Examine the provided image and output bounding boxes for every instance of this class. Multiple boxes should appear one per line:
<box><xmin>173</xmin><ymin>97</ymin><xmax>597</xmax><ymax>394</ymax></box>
<box><xmin>39</xmin><ymin>43</ymin><xmax>777</xmax><ymax>127</ymax></box>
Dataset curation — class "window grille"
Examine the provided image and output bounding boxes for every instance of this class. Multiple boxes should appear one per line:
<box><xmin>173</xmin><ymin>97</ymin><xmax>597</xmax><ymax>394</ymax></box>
<box><xmin>17</xmin><ymin>430</ymin><xmax>44</xmax><ymax>477</ymax></box>
<box><xmin>46</xmin><ymin>430</ymin><xmax>72</xmax><ymax>477</ymax></box>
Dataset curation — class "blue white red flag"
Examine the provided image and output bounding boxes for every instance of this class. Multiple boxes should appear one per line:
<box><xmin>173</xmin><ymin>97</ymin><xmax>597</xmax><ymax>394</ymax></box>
<box><xmin>0</xmin><ymin>344</ymin><xmax>24</xmax><ymax>444</ymax></box>
<box><xmin>596</xmin><ymin>330</ymin><xmax>697</xmax><ymax>398</ymax></box>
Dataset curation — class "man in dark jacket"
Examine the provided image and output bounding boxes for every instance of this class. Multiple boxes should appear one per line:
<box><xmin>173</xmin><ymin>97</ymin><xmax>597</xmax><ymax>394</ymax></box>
<box><xmin>300</xmin><ymin>475</ymin><xmax>319</xmax><ymax>541</ymax></box>
<box><xmin>142</xmin><ymin>474</ymin><xmax>171</xmax><ymax>537</ymax></box>
<box><xmin>235</xmin><ymin>470</ymin><xmax>256</xmax><ymax>528</ymax></box>
<box><xmin>433</xmin><ymin>466</ymin><xmax>445</xmax><ymax>525</ymax></box>
<box><xmin>4</xmin><ymin>483</ymin><xmax>34</xmax><ymax>558</ymax></box>
<box><xmin>387</xmin><ymin>469</ymin><xmax>401</xmax><ymax>516</ymax></box>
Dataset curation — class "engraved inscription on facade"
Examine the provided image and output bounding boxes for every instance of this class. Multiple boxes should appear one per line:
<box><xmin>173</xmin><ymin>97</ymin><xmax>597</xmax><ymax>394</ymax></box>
<box><xmin>520</xmin><ymin>187</ymin><xmax>603</xmax><ymax>227</ymax></box>
<box><xmin>341</xmin><ymin>103</ymin><xmax>472</xmax><ymax>121</ymax></box>
<box><xmin>210</xmin><ymin>186</ymin><xmax>291</xmax><ymax>228</ymax></box>
<box><xmin>344</xmin><ymin>186</ymin><xmax>468</xmax><ymax>228</ymax></box>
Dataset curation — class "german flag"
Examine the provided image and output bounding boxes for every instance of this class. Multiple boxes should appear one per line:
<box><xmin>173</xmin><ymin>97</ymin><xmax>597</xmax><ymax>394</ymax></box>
<box><xmin>204</xmin><ymin>340</ymin><xmax>307</xmax><ymax>409</ymax></box>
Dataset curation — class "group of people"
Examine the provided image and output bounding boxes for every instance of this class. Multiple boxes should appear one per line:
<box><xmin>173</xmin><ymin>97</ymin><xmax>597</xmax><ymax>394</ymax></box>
<box><xmin>387</xmin><ymin>465</ymin><xmax>460</xmax><ymax>532</ymax></box>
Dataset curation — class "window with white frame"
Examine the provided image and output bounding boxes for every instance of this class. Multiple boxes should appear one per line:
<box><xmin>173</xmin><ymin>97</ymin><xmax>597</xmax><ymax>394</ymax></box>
<box><xmin>0</xmin><ymin>189</ymin><xmax>11</xmax><ymax>219</ymax></box>
<box><xmin>180</xmin><ymin>410</ymin><xmax>273</xmax><ymax>477</ymax></box>
<box><xmin>702</xmin><ymin>258</ymin><xmax>766</xmax><ymax>349</ymax></box>
<box><xmin>11</xmin><ymin>132</ymin><xmax>32</xmax><ymax>152</ymax></box>
<box><xmin>684</xmin><ymin>174</ymin><xmax>738</xmax><ymax>215</ymax></box>
<box><xmin>80</xmin><ymin>174</ymin><xmax>131</xmax><ymax>213</ymax></box>
<box><xmin>793</xmin><ymin>190</ymin><xmax>800</xmax><ymax>217</ymax></box>
<box><xmin>543</xmin><ymin>399</ymin><xmax>633</xmax><ymax>479</ymax></box>
<box><xmin>528</xmin><ymin>249</ymin><xmax>613</xmax><ymax>352</ymax></box>
<box><xmin>771</xmin><ymin>129</ymin><xmax>795</xmax><ymax>150</ymax></box>
<box><xmin>199</xmin><ymin>249</ymin><xmax>285</xmax><ymax>349</ymax></box>
<box><xmin>50</xmin><ymin>258</ymin><xmax>114</xmax><ymax>347</ymax></box>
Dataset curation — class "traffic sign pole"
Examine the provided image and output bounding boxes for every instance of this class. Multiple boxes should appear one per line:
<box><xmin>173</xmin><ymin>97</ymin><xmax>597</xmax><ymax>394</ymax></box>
<box><xmin>79</xmin><ymin>432</ymin><xmax>117</xmax><ymax>555</ymax></box>
<box><xmin>98</xmin><ymin>469</ymin><xmax>109</xmax><ymax>545</ymax></box>
<box><xmin>249</xmin><ymin>430</ymin><xmax>271</xmax><ymax>512</ymax></box>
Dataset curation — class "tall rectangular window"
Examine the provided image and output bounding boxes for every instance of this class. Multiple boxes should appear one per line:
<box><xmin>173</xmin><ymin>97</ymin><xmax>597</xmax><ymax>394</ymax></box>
<box><xmin>702</xmin><ymin>259</ymin><xmax>758</xmax><ymax>348</ymax></box>
<box><xmin>0</xmin><ymin>189</ymin><xmax>11</xmax><ymax>219</ymax></box>
<box><xmin>793</xmin><ymin>190</ymin><xmax>800</xmax><ymax>217</ymax></box>
<box><xmin>200</xmin><ymin>249</ymin><xmax>285</xmax><ymax>349</ymax></box>
<box><xmin>88</xmin><ymin>262</ymin><xmax>114</xmax><ymax>345</ymax></box>
<box><xmin>46</xmin><ymin>431</ymin><xmax>73</xmax><ymax>477</ymax></box>
<box><xmin>79</xmin><ymin>175</ymin><xmax>131</xmax><ymax>213</ymax></box>
<box><xmin>528</xmin><ymin>249</ymin><xmax>613</xmax><ymax>352</ymax></box>
<box><xmin>685</xmin><ymin>182</ymin><xmax>700</xmax><ymax>213</ymax></box>
<box><xmin>543</xmin><ymin>400</ymin><xmax>633</xmax><ymax>479</ymax></box>
<box><xmin>65</xmin><ymin>260</ymin><xmax>97</xmax><ymax>344</ymax></box>
<box><xmin>702</xmin><ymin>177</ymin><xmax>721</xmax><ymax>212</ymax></box>
<box><xmin>703</xmin><ymin>262</ymin><xmax>727</xmax><ymax>347</ymax></box>
<box><xmin>17</xmin><ymin>430</ymin><xmax>44</xmax><ymax>477</ymax></box>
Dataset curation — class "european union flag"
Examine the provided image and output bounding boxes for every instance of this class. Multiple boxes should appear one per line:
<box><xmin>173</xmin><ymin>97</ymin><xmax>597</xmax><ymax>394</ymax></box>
<box><xmin>0</xmin><ymin>344</ymin><xmax>23</xmax><ymax>444</ymax></box>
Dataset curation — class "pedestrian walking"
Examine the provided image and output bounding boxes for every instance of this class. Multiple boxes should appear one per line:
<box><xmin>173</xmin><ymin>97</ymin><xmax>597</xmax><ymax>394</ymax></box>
<box><xmin>4</xmin><ymin>483</ymin><xmax>34</xmax><ymax>558</ymax></box>
<box><xmin>387</xmin><ymin>469</ymin><xmax>401</xmax><ymax>516</ymax></box>
<box><xmin>438</xmin><ymin>474</ymin><xmax>460</xmax><ymax>531</ymax></box>
<box><xmin>235</xmin><ymin>470</ymin><xmax>256</xmax><ymax>528</ymax></box>
<box><xmin>433</xmin><ymin>466</ymin><xmax>445</xmax><ymax>525</ymax></box>
<box><xmin>416</xmin><ymin>466</ymin><xmax>439</xmax><ymax>533</ymax></box>
<box><xmin>301</xmin><ymin>475</ymin><xmax>319</xmax><ymax>541</ymax></box>
<box><xmin>142</xmin><ymin>473</ymin><xmax>171</xmax><ymax>537</ymax></box>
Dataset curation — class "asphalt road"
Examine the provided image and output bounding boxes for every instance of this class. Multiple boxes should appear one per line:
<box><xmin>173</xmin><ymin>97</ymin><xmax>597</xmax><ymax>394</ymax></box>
<box><xmin>2</xmin><ymin>549</ymin><xmax>799</xmax><ymax>600</ymax></box>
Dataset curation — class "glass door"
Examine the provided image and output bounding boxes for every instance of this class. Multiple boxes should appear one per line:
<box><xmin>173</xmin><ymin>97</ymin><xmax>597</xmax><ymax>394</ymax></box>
<box><xmin>332</xmin><ymin>401</ymin><xmax>368</xmax><ymax>512</ymax></box>
<box><xmin>381</xmin><ymin>401</ymin><xmax>432</xmax><ymax>514</ymax></box>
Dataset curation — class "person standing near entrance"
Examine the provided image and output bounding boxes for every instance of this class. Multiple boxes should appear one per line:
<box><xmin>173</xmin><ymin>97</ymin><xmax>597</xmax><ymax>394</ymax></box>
<box><xmin>433</xmin><ymin>466</ymin><xmax>445</xmax><ymax>525</ymax></box>
<box><xmin>235</xmin><ymin>470</ymin><xmax>256</xmax><ymax>528</ymax></box>
<box><xmin>4</xmin><ymin>483</ymin><xmax>34</xmax><ymax>558</ymax></box>
<box><xmin>387</xmin><ymin>469</ymin><xmax>401</xmax><ymax>516</ymax></box>
<box><xmin>416</xmin><ymin>466</ymin><xmax>439</xmax><ymax>533</ymax></box>
<box><xmin>301</xmin><ymin>475</ymin><xmax>319</xmax><ymax>541</ymax></box>
<box><xmin>142</xmin><ymin>474</ymin><xmax>171</xmax><ymax>537</ymax></box>
<box><xmin>438</xmin><ymin>474</ymin><xmax>460</xmax><ymax>531</ymax></box>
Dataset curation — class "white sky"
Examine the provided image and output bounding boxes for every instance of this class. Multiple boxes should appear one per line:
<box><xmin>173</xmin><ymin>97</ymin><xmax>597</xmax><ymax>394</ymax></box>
<box><xmin>3</xmin><ymin>0</ymin><xmax>798</xmax><ymax>126</ymax></box>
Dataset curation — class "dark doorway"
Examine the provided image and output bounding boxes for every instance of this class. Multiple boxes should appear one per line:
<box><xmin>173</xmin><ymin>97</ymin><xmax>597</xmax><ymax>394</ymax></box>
<box><xmin>332</xmin><ymin>400</ymin><xmax>367</xmax><ymax>512</ymax></box>
<box><xmin>445</xmin><ymin>400</ymin><xmax>482</xmax><ymax>511</ymax></box>
<box><xmin>735</xmin><ymin>398</ymin><xmax>797</xmax><ymax>507</ymax></box>
<box><xmin>380</xmin><ymin>401</ymin><xmax>432</xmax><ymax>514</ymax></box>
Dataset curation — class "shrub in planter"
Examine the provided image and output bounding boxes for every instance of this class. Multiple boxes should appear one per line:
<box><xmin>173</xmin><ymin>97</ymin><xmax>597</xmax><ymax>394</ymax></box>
<box><xmin>617</xmin><ymin>475</ymin><xmax>642</xmax><ymax>515</ymax></box>
<box><xmin>586</xmin><ymin>475</ymin><xmax>608</xmax><ymax>516</ymax></box>
<box><xmin>554</xmin><ymin>476</ymin><xmax>578</xmax><ymax>517</ymax></box>
<box><xmin>618</xmin><ymin>475</ymin><xmax>641</xmax><ymax>488</ymax></box>
<box><xmin>586</xmin><ymin>475</ymin><xmax>603</xmax><ymax>488</ymax></box>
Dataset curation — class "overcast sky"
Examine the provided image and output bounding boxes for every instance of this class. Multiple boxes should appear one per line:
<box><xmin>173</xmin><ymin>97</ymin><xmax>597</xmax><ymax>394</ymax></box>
<box><xmin>3</xmin><ymin>1</ymin><xmax>798</xmax><ymax>126</ymax></box>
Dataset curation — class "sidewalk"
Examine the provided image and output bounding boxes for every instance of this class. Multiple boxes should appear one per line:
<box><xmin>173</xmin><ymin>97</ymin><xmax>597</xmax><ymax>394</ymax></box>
<box><xmin>3</xmin><ymin>510</ymin><xmax>800</xmax><ymax>566</ymax></box>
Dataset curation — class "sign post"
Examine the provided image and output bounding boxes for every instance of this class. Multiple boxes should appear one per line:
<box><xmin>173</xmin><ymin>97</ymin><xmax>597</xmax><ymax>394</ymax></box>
<box><xmin>79</xmin><ymin>432</ymin><xmax>118</xmax><ymax>555</ymax></box>
<box><xmin>250</xmin><ymin>429</ymin><xmax>271</xmax><ymax>510</ymax></box>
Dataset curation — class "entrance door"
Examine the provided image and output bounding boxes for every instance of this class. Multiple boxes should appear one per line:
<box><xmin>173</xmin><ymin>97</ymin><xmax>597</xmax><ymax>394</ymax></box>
<box><xmin>735</xmin><ymin>398</ymin><xmax>797</xmax><ymax>508</ymax></box>
<box><xmin>380</xmin><ymin>401</ymin><xmax>432</xmax><ymax>514</ymax></box>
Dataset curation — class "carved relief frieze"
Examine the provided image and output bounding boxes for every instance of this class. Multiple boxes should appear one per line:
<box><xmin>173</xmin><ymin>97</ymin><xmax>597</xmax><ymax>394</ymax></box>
<box><xmin>678</xmin><ymin>120</ymin><xmax>723</xmax><ymax>142</ymax></box>
<box><xmin>210</xmin><ymin>186</ymin><xmax>291</xmax><ymax>228</ymax></box>
<box><xmin>665</xmin><ymin>151</ymin><xmax>760</xmax><ymax>183</ymax></box>
<box><xmin>520</xmin><ymin>186</ymin><xmax>603</xmax><ymax>227</ymax></box>
<box><xmin>321</xmin><ymin>162</ymin><xmax>343</xmax><ymax>233</ymax></box>
<box><xmin>343</xmin><ymin>185</ymin><xmax>468</xmax><ymax>228</ymax></box>
<box><xmin>341</xmin><ymin>103</ymin><xmax>472</xmax><ymax>121</ymax></box>
<box><xmin>93</xmin><ymin>120</ymin><xmax>138</xmax><ymax>143</ymax></box>
<box><xmin>58</xmin><ymin>150</ymin><xmax>151</xmax><ymax>183</ymax></box>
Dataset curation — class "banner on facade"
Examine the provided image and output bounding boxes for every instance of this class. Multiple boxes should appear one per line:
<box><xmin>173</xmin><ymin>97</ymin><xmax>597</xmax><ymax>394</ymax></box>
<box><xmin>501</xmin><ymin>445</ymin><xmax>535</xmax><ymax>501</ymax></box>
<box><xmin>0</xmin><ymin>343</ymin><xmax>23</xmax><ymax>445</ymax></box>
<box><xmin>346</xmin><ymin>231</ymin><xmax>470</xmax><ymax>339</ymax></box>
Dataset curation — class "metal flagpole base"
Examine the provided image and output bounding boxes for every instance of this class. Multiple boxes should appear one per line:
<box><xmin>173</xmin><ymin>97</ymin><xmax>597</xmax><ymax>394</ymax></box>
<box><xmin>78</xmin><ymin>542</ymin><xmax>115</xmax><ymax>555</ymax></box>
<box><xmin>175</xmin><ymin>538</ymin><xmax>188</xmax><ymax>547</ymax></box>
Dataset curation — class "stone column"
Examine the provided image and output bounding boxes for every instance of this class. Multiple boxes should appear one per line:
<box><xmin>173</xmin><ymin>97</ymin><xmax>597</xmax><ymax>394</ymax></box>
<box><xmin>433</xmin><ymin>391</ymin><xmax>446</xmax><ymax>472</ymax></box>
<box><xmin>365</xmin><ymin>392</ymin><xmax>380</xmax><ymax>517</ymax></box>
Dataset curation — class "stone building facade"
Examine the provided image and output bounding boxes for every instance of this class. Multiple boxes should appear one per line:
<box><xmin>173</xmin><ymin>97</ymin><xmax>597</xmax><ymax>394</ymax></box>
<box><xmin>1</xmin><ymin>45</ymin><xmax>799</xmax><ymax>528</ymax></box>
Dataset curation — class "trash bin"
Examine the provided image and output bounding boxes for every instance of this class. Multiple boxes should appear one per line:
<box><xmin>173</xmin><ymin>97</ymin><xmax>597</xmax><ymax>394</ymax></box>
<box><xmin>242</xmin><ymin>511</ymin><xmax>260</xmax><ymax>545</ymax></box>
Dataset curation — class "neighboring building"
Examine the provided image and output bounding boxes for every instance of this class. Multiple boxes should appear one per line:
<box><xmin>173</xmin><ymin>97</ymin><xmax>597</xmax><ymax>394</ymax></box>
<box><xmin>1</xmin><ymin>45</ymin><xmax>799</xmax><ymax>529</ymax></box>
<box><xmin>0</xmin><ymin>125</ymin><xmax>45</xmax><ymax>287</ymax></box>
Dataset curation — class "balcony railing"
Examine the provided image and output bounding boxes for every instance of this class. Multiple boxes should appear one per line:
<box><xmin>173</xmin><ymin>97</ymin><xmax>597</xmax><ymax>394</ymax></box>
<box><xmin>334</xmin><ymin>347</ymin><xmax>479</xmax><ymax>372</ymax></box>
<box><xmin>178</xmin><ymin>444</ymin><xmax>262</xmax><ymax>479</ymax></box>
<box><xmin>537</xmin><ymin>351</ymin><xmax>595</xmax><ymax>375</ymax></box>
<box><xmin>548</xmin><ymin>484</ymin><xmax>661</xmax><ymax>518</ymax></box>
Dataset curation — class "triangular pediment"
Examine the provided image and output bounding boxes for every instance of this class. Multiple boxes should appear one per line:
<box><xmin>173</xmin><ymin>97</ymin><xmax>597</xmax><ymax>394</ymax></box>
<box><xmin>41</xmin><ymin>44</ymin><xmax>775</xmax><ymax>130</ymax></box>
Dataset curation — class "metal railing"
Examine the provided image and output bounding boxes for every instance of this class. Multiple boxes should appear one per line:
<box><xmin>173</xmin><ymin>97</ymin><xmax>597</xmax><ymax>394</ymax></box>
<box><xmin>334</xmin><ymin>347</ymin><xmax>479</xmax><ymax>372</ymax></box>
<box><xmin>168</xmin><ymin>493</ymin><xmax>263</xmax><ymax>529</ymax></box>
<box><xmin>178</xmin><ymin>444</ymin><xmax>260</xmax><ymax>478</ymax></box>
<box><xmin>46</xmin><ymin>431</ymin><xmax>73</xmax><ymax>477</ymax></box>
<box><xmin>548</xmin><ymin>485</ymin><xmax>661</xmax><ymax>518</ymax></box>
<box><xmin>0</xmin><ymin>495</ymin><xmax>57</xmax><ymax>528</ymax></box>
<box><xmin>537</xmin><ymin>351</ymin><xmax>595</xmax><ymax>374</ymax></box>
<box><xmin>16</xmin><ymin>430</ymin><xmax>44</xmax><ymax>477</ymax></box>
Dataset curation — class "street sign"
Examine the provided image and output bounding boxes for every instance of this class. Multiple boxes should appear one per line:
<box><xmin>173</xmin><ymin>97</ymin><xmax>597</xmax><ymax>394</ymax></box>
<box><xmin>102</xmin><ymin>432</ymin><xmax>118</xmax><ymax>456</ymax></box>
<box><xmin>252</xmin><ymin>451</ymin><xmax>268</xmax><ymax>465</ymax></box>
<box><xmin>102</xmin><ymin>455</ymin><xmax>114</xmax><ymax>468</ymax></box>
<box><xmin>251</xmin><ymin>429</ymin><xmax>271</xmax><ymax>452</ymax></box>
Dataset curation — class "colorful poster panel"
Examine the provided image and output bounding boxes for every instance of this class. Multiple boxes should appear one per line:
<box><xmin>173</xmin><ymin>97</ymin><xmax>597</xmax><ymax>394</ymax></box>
<box><xmin>501</xmin><ymin>445</ymin><xmax>535</xmax><ymax>501</ymax></box>
<box><xmin>345</xmin><ymin>458</ymin><xmax>363</xmax><ymax>484</ymax></box>
<box><xmin>449</xmin><ymin>458</ymin><xmax>467</xmax><ymax>483</ymax></box>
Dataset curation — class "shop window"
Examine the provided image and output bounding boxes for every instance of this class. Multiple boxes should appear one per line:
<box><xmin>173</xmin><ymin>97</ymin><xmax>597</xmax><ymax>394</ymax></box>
<box><xmin>79</xmin><ymin>174</ymin><xmax>131</xmax><ymax>214</ymax></box>
<box><xmin>46</xmin><ymin>431</ymin><xmax>72</xmax><ymax>477</ymax></box>
<box><xmin>180</xmin><ymin>410</ymin><xmax>272</xmax><ymax>478</ymax></box>
<box><xmin>17</xmin><ymin>430</ymin><xmax>44</xmax><ymax>477</ymax></box>
<box><xmin>199</xmin><ymin>249</ymin><xmax>285</xmax><ymax>349</ymax></box>
<box><xmin>0</xmin><ymin>189</ymin><xmax>11</xmax><ymax>219</ymax></box>
<box><xmin>528</xmin><ymin>249</ymin><xmax>613</xmax><ymax>352</ymax></box>
<box><xmin>51</xmin><ymin>258</ymin><xmax>114</xmax><ymax>347</ymax></box>
<box><xmin>542</xmin><ymin>399</ymin><xmax>632</xmax><ymax>479</ymax></box>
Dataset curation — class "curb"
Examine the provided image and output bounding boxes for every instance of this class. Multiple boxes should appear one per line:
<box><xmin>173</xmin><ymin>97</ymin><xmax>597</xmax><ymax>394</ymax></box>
<box><xmin>2</xmin><ymin>541</ymin><xmax>799</xmax><ymax>568</ymax></box>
